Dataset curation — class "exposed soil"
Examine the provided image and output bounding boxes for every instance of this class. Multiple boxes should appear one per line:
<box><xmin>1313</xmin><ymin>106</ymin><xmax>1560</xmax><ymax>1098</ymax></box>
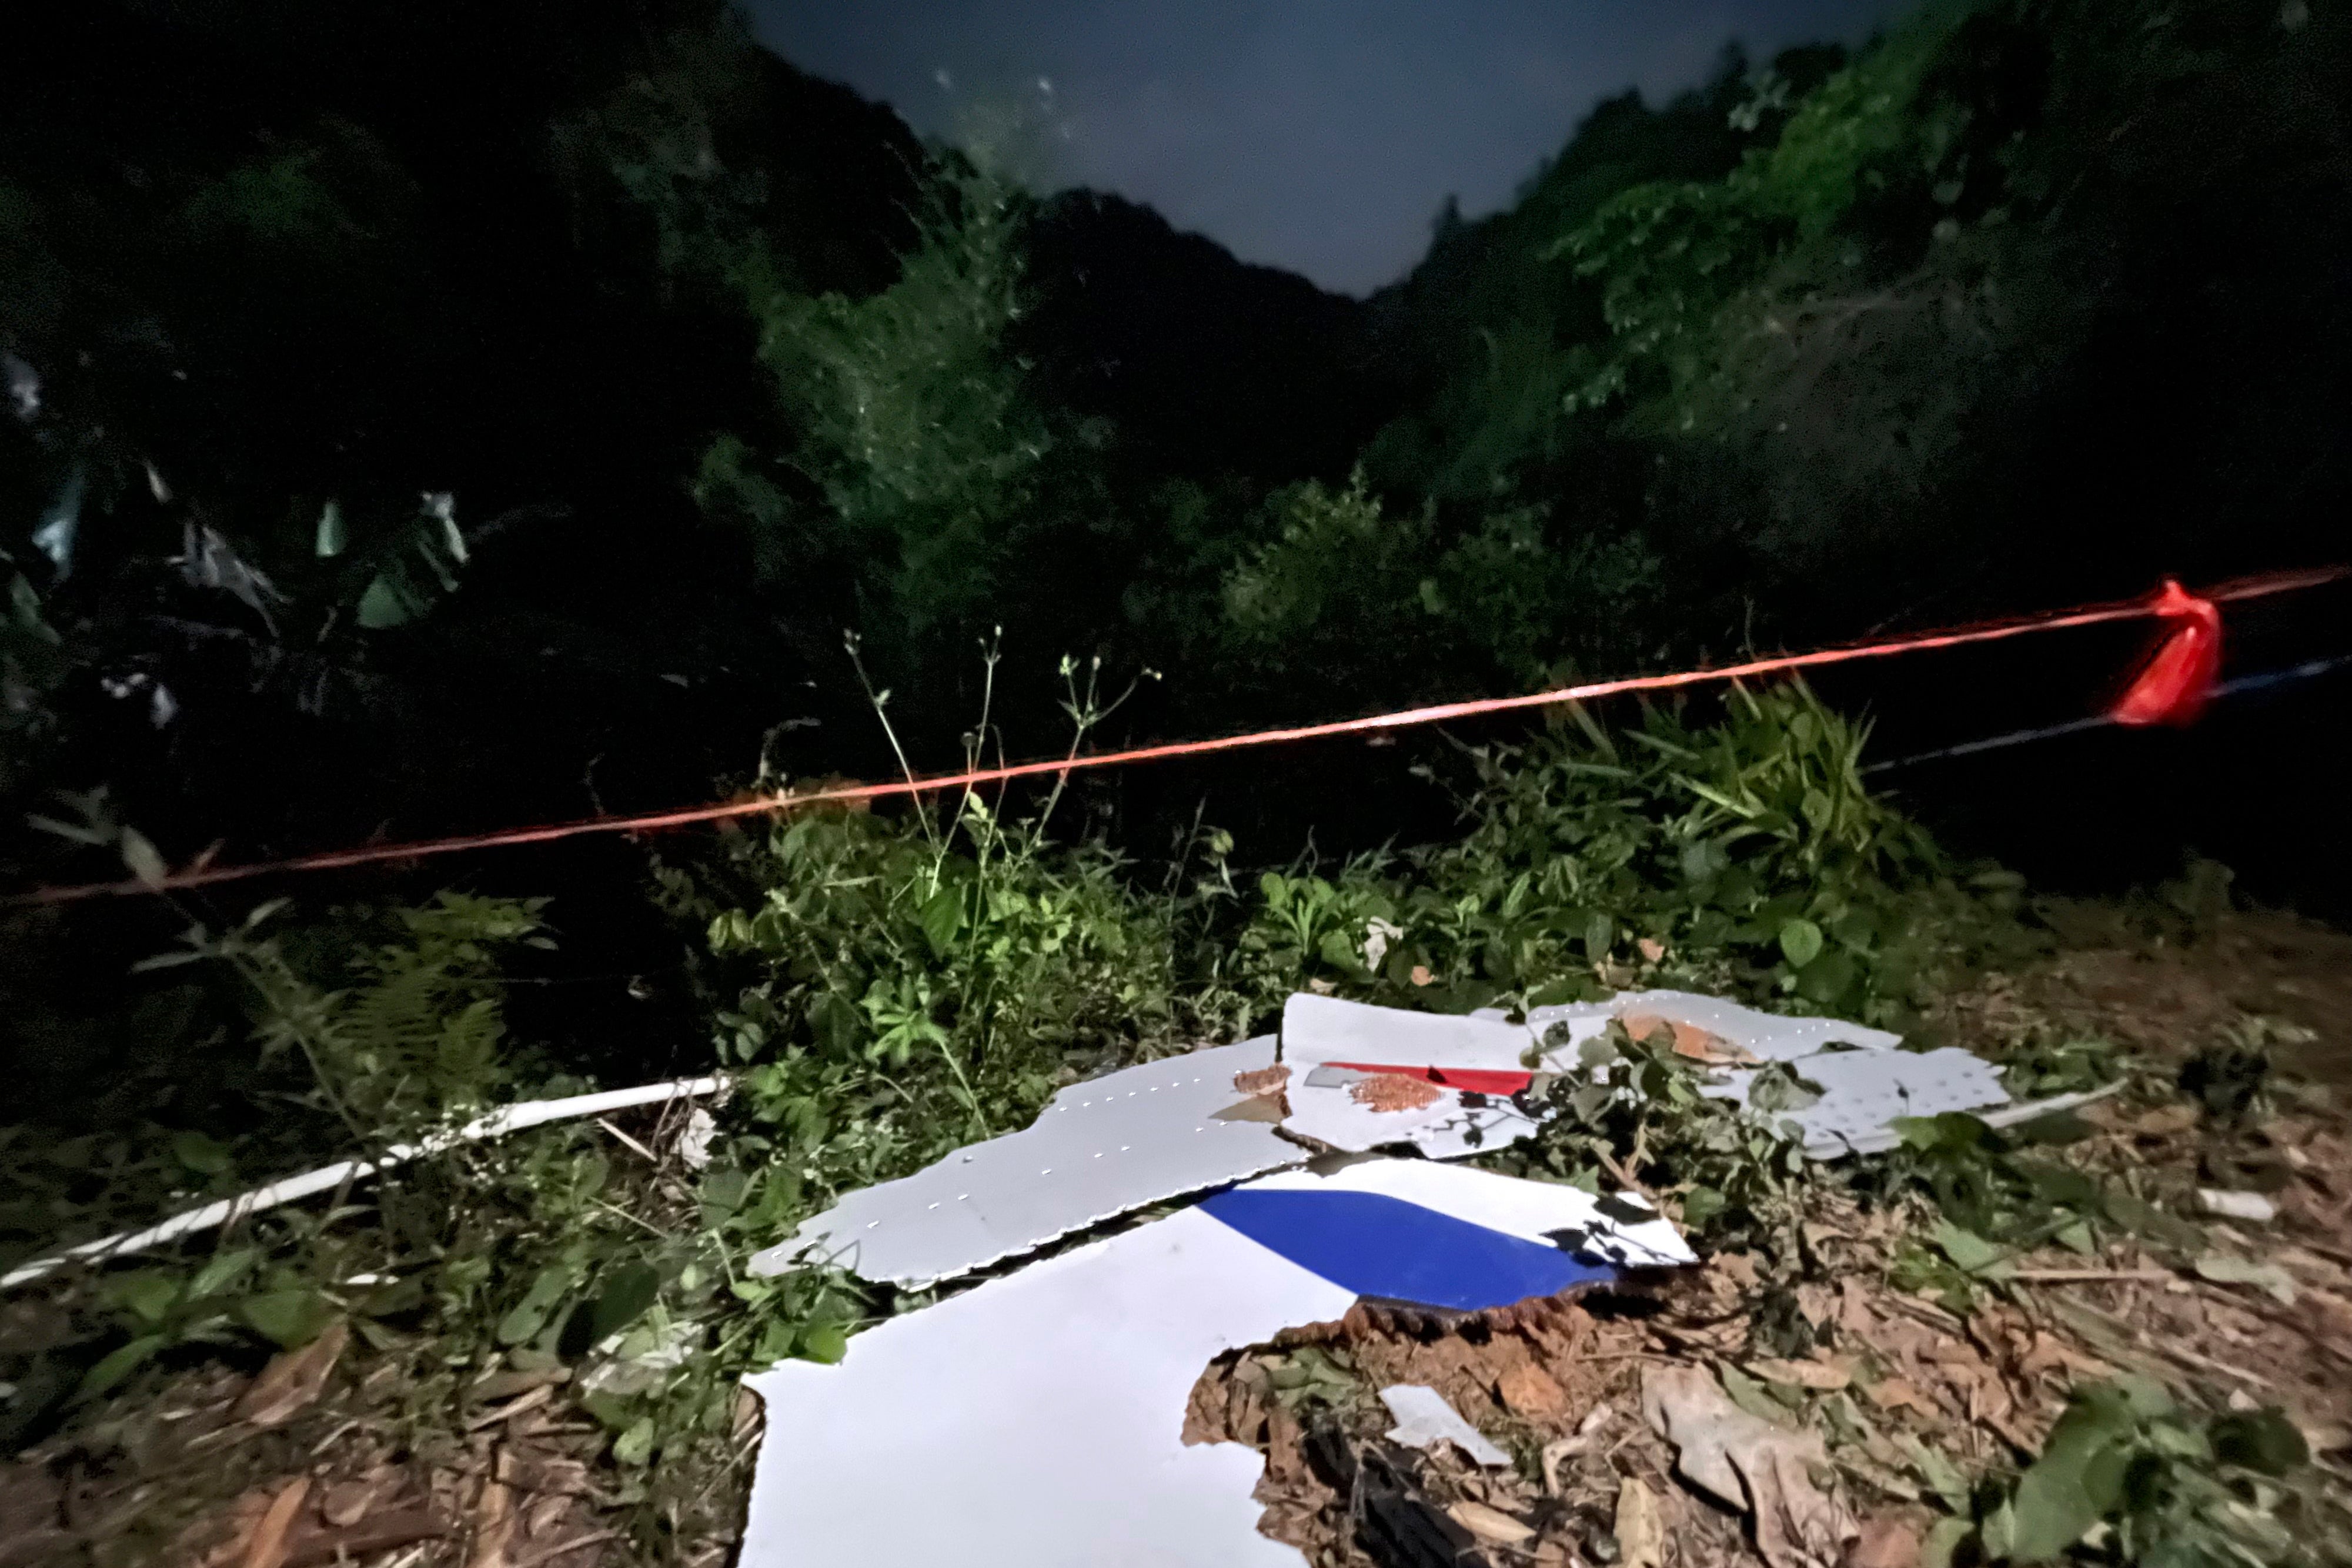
<box><xmin>7</xmin><ymin>908</ymin><xmax>2351</xmax><ymax>1568</ymax></box>
<box><xmin>1182</xmin><ymin>910</ymin><xmax>2352</xmax><ymax>1567</ymax></box>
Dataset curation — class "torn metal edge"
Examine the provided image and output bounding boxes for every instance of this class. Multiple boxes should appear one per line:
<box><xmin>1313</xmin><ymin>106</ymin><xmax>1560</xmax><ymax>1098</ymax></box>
<box><xmin>751</xmin><ymin>1038</ymin><xmax>1302</xmax><ymax>1288</ymax></box>
<box><xmin>1278</xmin><ymin>994</ymin><xmax>1543</xmax><ymax>1158</ymax></box>
<box><xmin>739</xmin><ymin>1158</ymin><xmax>1692</xmax><ymax>1568</ymax></box>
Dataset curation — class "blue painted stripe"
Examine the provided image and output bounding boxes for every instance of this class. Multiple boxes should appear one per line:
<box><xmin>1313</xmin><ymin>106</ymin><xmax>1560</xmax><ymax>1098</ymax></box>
<box><xmin>1198</xmin><ymin>1188</ymin><xmax>1618</xmax><ymax>1312</ymax></box>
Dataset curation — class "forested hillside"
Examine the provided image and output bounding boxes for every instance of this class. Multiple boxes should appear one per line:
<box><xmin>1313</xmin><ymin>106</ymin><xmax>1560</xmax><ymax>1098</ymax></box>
<box><xmin>7</xmin><ymin>4</ymin><xmax>2352</xmax><ymax>1562</ymax></box>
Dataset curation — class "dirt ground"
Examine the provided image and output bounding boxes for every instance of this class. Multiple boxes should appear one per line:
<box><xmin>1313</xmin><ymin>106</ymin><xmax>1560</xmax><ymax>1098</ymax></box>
<box><xmin>1184</xmin><ymin>908</ymin><xmax>2352</xmax><ymax>1568</ymax></box>
<box><xmin>6</xmin><ymin>907</ymin><xmax>2351</xmax><ymax>1568</ymax></box>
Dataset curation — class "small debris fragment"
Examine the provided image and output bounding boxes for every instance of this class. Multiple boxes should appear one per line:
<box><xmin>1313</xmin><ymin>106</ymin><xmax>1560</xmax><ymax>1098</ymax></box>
<box><xmin>1381</xmin><ymin>1384</ymin><xmax>1511</xmax><ymax>1467</ymax></box>
<box><xmin>1352</xmin><ymin>1074</ymin><xmax>1446</xmax><ymax>1113</ymax></box>
<box><xmin>1623</xmin><ymin>1012</ymin><xmax>1757</xmax><ymax>1066</ymax></box>
<box><xmin>2196</xmin><ymin>1189</ymin><xmax>2278</xmax><ymax>1223</ymax></box>
<box><xmin>1233</xmin><ymin>1065</ymin><xmax>1291</xmax><ymax>1098</ymax></box>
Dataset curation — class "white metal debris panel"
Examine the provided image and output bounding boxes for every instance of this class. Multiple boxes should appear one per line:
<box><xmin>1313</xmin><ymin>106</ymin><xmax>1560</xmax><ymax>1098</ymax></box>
<box><xmin>751</xmin><ymin>1038</ymin><xmax>1301</xmax><ymax>1288</ymax></box>
<box><xmin>1277</xmin><ymin>993</ymin><xmax>1541</xmax><ymax>1157</ymax></box>
<box><xmin>740</xmin><ymin>1158</ymin><xmax>1692</xmax><ymax>1568</ymax></box>
<box><xmin>1705</xmin><ymin>1044</ymin><xmax>2012</xmax><ymax>1158</ymax></box>
<box><xmin>744</xmin><ymin>1203</ymin><xmax>1348</xmax><ymax>1568</ymax></box>
<box><xmin>1238</xmin><ymin>1158</ymin><xmax>1696</xmax><ymax>1268</ymax></box>
<box><xmin>1506</xmin><ymin>989</ymin><xmax>1905</xmax><ymax>1059</ymax></box>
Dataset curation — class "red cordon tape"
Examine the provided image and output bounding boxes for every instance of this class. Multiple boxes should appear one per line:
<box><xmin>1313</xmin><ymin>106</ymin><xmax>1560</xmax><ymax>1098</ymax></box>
<box><xmin>13</xmin><ymin>566</ymin><xmax>2345</xmax><ymax>905</ymax></box>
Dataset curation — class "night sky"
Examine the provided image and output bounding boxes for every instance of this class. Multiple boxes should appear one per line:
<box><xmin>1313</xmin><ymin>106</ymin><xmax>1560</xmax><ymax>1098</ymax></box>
<box><xmin>751</xmin><ymin>1</ymin><xmax>1910</xmax><ymax>296</ymax></box>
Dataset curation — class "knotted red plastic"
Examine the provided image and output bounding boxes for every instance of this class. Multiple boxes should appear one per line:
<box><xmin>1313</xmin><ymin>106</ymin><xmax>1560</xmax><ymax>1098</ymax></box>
<box><xmin>2110</xmin><ymin>579</ymin><xmax>2223</xmax><ymax>727</ymax></box>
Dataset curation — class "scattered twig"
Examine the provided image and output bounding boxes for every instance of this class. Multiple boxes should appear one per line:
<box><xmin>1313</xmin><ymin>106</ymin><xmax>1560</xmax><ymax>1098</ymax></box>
<box><xmin>2011</xmin><ymin>1268</ymin><xmax>2172</xmax><ymax>1284</ymax></box>
<box><xmin>589</xmin><ymin>1198</ymin><xmax>666</xmax><ymax>1238</ymax></box>
<box><xmin>2057</xmin><ymin>1294</ymin><xmax>2276</xmax><ymax>1390</ymax></box>
<box><xmin>593</xmin><ymin>1118</ymin><xmax>658</xmax><ymax>1163</ymax></box>
<box><xmin>465</xmin><ymin>1385</ymin><xmax>555</xmax><ymax>1431</ymax></box>
<box><xmin>2294</xmin><ymin>1239</ymin><xmax>2352</xmax><ymax>1272</ymax></box>
<box><xmin>305</xmin><ymin>1417</ymin><xmax>362</xmax><ymax>1458</ymax></box>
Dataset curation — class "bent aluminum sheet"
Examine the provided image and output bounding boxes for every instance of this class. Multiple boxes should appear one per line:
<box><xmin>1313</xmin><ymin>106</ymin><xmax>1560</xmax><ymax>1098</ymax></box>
<box><xmin>751</xmin><ymin>1038</ymin><xmax>1300</xmax><ymax>1288</ymax></box>
<box><xmin>740</xmin><ymin>1159</ymin><xmax>1686</xmax><ymax>1568</ymax></box>
<box><xmin>1703</xmin><ymin>1044</ymin><xmax>2010</xmax><ymax>1158</ymax></box>
<box><xmin>1215</xmin><ymin>1159</ymin><xmax>1696</xmax><ymax>1274</ymax></box>
<box><xmin>1502</xmin><ymin>989</ymin><xmax>1904</xmax><ymax>1060</ymax></box>
<box><xmin>744</xmin><ymin>1206</ymin><xmax>1352</xmax><ymax>1568</ymax></box>
<box><xmin>1278</xmin><ymin>993</ymin><xmax>1541</xmax><ymax>1157</ymax></box>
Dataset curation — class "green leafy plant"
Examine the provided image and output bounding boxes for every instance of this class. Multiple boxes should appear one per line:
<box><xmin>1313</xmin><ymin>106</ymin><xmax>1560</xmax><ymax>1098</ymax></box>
<box><xmin>137</xmin><ymin>891</ymin><xmax>554</xmax><ymax>1133</ymax></box>
<box><xmin>1354</xmin><ymin>681</ymin><xmax>2007</xmax><ymax>1024</ymax></box>
<box><xmin>1502</xmin><ymin>1018</ymin><xmax>1810</xmax><ymax>1256</ymax></box>
<box><xmin>1956</xmin><ymin>1377</ymin><xmax>2316</xmax><ymax>1566</ymax></box>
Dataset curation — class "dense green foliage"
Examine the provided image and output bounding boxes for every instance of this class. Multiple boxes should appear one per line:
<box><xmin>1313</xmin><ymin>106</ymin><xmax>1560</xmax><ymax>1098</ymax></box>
<box><xmin>0</xmin><ymin>680</ymin><xmax>1995</xmax><ymax>1443</ymax></box>
<box><xmin>4</xmin><ymin>4</ymin><xmax>2350</xmax><ymax>1559</ymax></box>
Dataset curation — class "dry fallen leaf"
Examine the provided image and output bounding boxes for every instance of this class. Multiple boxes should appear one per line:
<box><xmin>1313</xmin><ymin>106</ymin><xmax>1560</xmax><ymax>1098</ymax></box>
<box><xmin>1449</xmin><ymin>1500</ymin><xmax>1538</xmax><ymax>1546</ymax></box>
<box><xmin>1496</xmin><ymin>1360</ymin><xmax>1569</xmax><ymax>1417</ymax></box>
<box><xmin>1615</xmin><ymin>1477</ymin><xmax>1665</xmax><ymax>1568</ymax></box>
<box><xmin>1849</xmin><ymin>1509</ymin><xmax>1925</xmax><ymax>1568</ymax></box>
<box><xmin>1749</xmin><ymin>1358</ymin><xmax>1851</xmax><ymax>1393</ymax></box>
<box><xmin>1643</xmin><ymin>1366</ymin><xmax>1858</xmax><ymax>1568</ymax></box>
<box><xmin>1637</xmin><ymin>938</ymin><xmax>1668</xmax><ymax>964</ymax></box>
<box><xmin>233</xmin><ymin>1320</ymin><xmax>349</xmax><ymax>1429</ymax></box>
<box><xmin>238</xmin><ymin>1479</ymin><xmax>311</xmax><ymax>1568</ymax></box>
<box><xmin>1795</xmin><ymin>1283</ymin><xmax>1839</xmax><ymax>1330</ymax></box>
<box><xmin>526</xmin><ymin>1492</ymin><xmax>572</xmax><ymax>1539</ymax></box>
<box><xmin>317</xmin><ymin>1467</ymin><xmax>396</xmax><ymax>1529</ymax></box>
<box><xmin>467</xmin><ymin>1480</ymin><xmax>516</xmax><ymax>1568</ymax></box>
<box><xmin>1836</xmin><ymin>1279</ymin><xmax>1877</xmax><ymax>1333</ymax></box>
<box><xmin>1859</xmin><ymin>1377</ymin><xmax>1934</xmax><ymax>1415</ymax></box>
<box><xmin>1717</xmin><ymin>1252</ymin><xmax>1763</xmax><ymax>1290</ymax></box>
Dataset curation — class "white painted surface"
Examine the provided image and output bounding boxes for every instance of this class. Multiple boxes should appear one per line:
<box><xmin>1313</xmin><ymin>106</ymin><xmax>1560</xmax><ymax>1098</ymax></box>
<box><xmin>1241</xmin><ymin>1159</ymin><xmax>1696</xmax><ymax>1268</ymax></box>
<box><xmin>754</xmin><ymin>1039</ymin><xmax>1300</xmax><ymax>1287</ymax></box>
<box><xmin>1381</xmin><ymin>1384</ymin><xmax>1511</xmax><ymax>1466</ymax></box>
<box><xmin>1278</xmin><ymin>993</ymin><xmax>1542</xmax><ymax>1157</ymax></box>
<box><xmin>742</xmin><ymin>1206</ymin><xmax>1352</xmax><ymax>1568</ymax></box>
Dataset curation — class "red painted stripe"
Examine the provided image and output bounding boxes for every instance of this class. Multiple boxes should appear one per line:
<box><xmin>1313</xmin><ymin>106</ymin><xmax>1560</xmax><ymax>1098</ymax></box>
<box><xmin>1324</xmin><ymin>1062</ymin><xmax>1536</xmax><ymax>1096</ymax></box>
